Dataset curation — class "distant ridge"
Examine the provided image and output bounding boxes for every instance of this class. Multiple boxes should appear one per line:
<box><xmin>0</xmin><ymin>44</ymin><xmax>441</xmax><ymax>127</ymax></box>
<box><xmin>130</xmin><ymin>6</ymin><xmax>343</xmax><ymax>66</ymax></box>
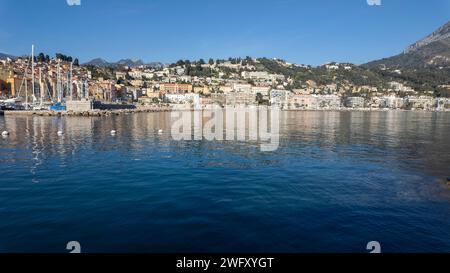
<box><xmin>83</xmin><ymin>58</ymin><xmax>113</xmax><ymax>68</ymax></box>
<box><xmin>0</xmin><ymin>52</ymin><xmax>17</xmax><ymax>60</ymax></box>
<box><xmin>83</xmin><ymin>58</ymin><xmax>164</xmax><ymax>68</ymax></box>
<box><xmin>116</xmin><ymin>59</ymin><xmax>144</xmax><ymax>67</ymax></box>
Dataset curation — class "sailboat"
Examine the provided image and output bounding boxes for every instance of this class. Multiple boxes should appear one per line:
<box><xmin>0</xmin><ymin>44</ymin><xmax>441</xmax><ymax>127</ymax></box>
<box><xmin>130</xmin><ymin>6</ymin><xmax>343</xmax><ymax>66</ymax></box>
<box><xmin>49</xmin><ymin>59</ymin><xmax>67</xmax><ymax>111</ymax></box>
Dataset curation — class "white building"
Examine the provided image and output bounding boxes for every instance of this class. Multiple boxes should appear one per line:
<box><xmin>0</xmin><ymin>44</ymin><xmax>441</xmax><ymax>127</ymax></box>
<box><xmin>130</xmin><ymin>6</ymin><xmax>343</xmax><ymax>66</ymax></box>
<box><xmin>251</xmin><ymin>86</ymin><xmax>271</xmax><ymax>96</ymax></box>
<box><xmin>164</xmin><ymin>93</ymin><xmax>200</xmax><ymax>106</ymax></box>
<box><xmin>315</xmin><ymin>95</ymin><xmax>342</xmax><ymax>109</ymax></box>
<box><xmin>345</xmin><ymin>97</ymin><xmax>365</xmax><ymax>108</ymax></box>
<box><xmin>270</xmin><ymin>89</ymin><xmax>290</xmax><ymax>107</ymax></box>
<box><xmin>384</xmin><ymin>96</ymin><xmax>405</xmax><ymax>109</ymax></box>
<box><xmin>232</xmin><ymin>83</ymin><xmax>252</xmax><ymax>93</ymax></box>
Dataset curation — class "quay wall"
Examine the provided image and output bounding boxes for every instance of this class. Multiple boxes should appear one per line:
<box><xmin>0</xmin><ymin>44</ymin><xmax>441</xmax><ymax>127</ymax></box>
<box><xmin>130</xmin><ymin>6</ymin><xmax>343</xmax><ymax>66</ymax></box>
<box><xmin>3</xmin><ymin>106</ymin><xmax>173</xmax><ymax>117</ymax></box>
<box><xmin>66</xmin><ymin>100</ymin><xmax>93</xmax><ymax>112</ymax></box>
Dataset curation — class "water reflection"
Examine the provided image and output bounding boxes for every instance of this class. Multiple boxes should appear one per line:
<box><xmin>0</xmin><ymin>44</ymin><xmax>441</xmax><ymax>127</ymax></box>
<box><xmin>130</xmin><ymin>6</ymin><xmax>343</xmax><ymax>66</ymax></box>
<box><xmin>1</xmin><ymin>111</ymin><xmax>450</xmax><ymax>180</ymax></box>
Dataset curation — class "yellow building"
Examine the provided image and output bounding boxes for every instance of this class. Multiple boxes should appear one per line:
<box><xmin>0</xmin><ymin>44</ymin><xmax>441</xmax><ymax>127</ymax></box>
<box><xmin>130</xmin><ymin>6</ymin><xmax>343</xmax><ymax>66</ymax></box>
<box><xmin>159</xmin><ymin>83</ymin><xmax>193</xmax><ymax>93</ymax></box>
<box><xmin>219</xmin><ymin>85</ymin><xmax>233</xmax><ymax>94</ymax></box>
<box><xmin>0</xmin><ymin>79</ymin><xmax>7</xmax><ymax>97</ymax></box>
<box><xmin>193</xmin><ymin>86</ymin><xmax>211</xmax><ymax>95</ymax></box>
<box><xmin>146</xmin><ymin>92</ymin><xmax>160</xmax><ymax>99</ymax></box>
<box><xmin>92</xmin><ymin>81</ymin><xmax>116</xmax><ymax>101</ymax></box>
<box><xmin>6</xmin><ymin>76</ymin><xmax>30</xmax><ymax>98</ymax></box>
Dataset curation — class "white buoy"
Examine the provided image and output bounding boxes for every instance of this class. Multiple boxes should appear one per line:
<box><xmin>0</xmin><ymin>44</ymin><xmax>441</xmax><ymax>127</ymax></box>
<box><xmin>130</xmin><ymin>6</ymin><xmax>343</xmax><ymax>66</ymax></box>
<box><xmin>1</xmin><ymin>131</ymin><xmax>9</xmax><ymax>136</ymax></box>
<box><xmin>57</xmin><ymin>131</ymin><xmax>64</xmax><ymax>136</ymax></box>
<box><xmin>111</xmin><ymin>130</ymin><xmax>117</xmax><ymax>135</ymax></box>
<box><xmin>158</xmin><ymin>129</ymin><xmax>163</xmax><ymax>134</ymax></box>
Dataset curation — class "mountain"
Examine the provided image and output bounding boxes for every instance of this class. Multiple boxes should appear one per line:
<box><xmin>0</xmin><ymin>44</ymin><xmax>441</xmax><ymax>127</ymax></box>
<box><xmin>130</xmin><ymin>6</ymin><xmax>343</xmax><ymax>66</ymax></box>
<box><xmin>0</xmin><ymin>52</ymin><xmax>17</xmax><ymax>60</ymax></box>
<box><xmin>365</xmin><ymin>21</ymin><xmax>450</xmax><ymax>69</ymax></box>
<box><xmin>116</xmin><ymin>59</ymin><xmax>144</xmax><ymax>67</ymax></box>
<box><xmin>83</xmin><ymin>58</ymin><xmax>163</xmax><ymax>68</ymax></box>
<box><xmin>145</xmin><ymin>62</ymin><xmax>165</xmax><ymax>69</ymax></box>
<box><xmin>83</xmin><ymin>58</ymin><xmax>114</xmax><ymax>68</ymax></box>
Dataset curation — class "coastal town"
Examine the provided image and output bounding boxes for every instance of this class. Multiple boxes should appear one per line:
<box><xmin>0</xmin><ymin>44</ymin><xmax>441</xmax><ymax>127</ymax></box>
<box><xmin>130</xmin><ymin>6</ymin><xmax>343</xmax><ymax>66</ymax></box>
<box><xmin>1</xmin><ymin>50</ymin><xmax>449</xmax><ymax>114</ymax></box>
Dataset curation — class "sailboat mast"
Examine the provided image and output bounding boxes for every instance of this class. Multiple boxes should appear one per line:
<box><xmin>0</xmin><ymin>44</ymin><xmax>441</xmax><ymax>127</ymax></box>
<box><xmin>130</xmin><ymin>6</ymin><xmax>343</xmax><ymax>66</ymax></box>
<box><xmin>85</xmin><ymin>80</ymin><xmax>89</xmax><ymax>99</ymax></box>
<box><xmin>69</xmin><ymin>62</ymin><xmax>73</xmax><ymax>100</ymax></box>
<box><xmin>66</xmin><ymin>69</ymin><xmax>70</xmax><ymax>100</ymax></box>
<box><xmin>31</xmin><ymin>44</ymin><xmax>35</xmax><ymax>105</ymax></box>
<box><xmin>39</xmin><ymin>67</ymin><xmax>43</xmax><ymax>106</ymax></box>
<box><xmin>57</xmin><ymin>60</ymin><xmax>61</xmax><ymax>102</ymax></box>
<box><xmin>25</xmin><ymin>68</ymin><xmax>28</xmax><ymax>110</ymax></box>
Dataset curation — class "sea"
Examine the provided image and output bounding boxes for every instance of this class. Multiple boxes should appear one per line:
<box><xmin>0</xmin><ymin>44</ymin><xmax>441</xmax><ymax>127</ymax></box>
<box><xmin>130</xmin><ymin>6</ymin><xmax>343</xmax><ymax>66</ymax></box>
<box><xmin>0</xmin><ymin>110</ymin><xmax>449</xmax><ymax>252</ymax></box>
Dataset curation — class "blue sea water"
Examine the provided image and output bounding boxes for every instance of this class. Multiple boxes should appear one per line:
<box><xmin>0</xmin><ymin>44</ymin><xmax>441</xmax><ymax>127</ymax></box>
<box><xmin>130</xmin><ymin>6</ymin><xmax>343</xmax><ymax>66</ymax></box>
<box><xmin>0</xmin><ymin>110</ymin><xmax>449</xmax><ymax>253</ymax></box>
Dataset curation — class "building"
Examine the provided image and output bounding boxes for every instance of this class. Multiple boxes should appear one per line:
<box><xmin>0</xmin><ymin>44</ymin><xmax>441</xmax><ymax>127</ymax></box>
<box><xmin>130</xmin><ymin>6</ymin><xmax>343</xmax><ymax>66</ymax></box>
<box><xmin>292</xmin><ymin>88</ymin><xmax>314</xmax><ymax>95</ymax></box>
<box><xmin>406</xmin><ymin>96</ymin><xmax>437</xmax><ymax>110</ymax></box>
<box><xmin>115</xmin><ymin>71</ymin><xmax>127</xmax><ymax>80</ymax></box>
<box><xmin>130</xmin><ymin>79</ymin><xmax>145</xmax><ymax>88</ymax></box>
<box><xmin>193</xmin><ymin>86</ymin><xmax>211</xmax><ymax>95</ymax></box>
<box><xmin>164</xmin><ymin>93</ymin><xmax>199</xmax><ymax>105</ymax></box>
<box><xmin>345</xmin><ymin>97</ymin><xmax>365</xmax><ymax>108</ymax></box>
<box><xmin>389</xmin><ymin>81</ymin><xmax>416</xmax><ymax>93</ymax></box>
<box><xmin>315</xmin><ymin>95</ymin><xmax>342</xmax><ymax>109</ymax></box>
<box><xmin>92</xmin><ymin>80</ymin><xmax>116</xmax><ymax>102</ymax></box>
<box><xmin>159</xmin><ymin>83</ymin><xmax>193</xmax><ymax>93</ymax></box>
<box><xmin>251</xmin><ymin>86</ymin><xmax>271</xmax><ymax>96</ymax></box>
<box><xmin>288</xmin><ymin>94</ymin><xmax>318</xmax><ymax>109</ymax></box>
<box><xmin>126</xmin><ymin>87</ymin><xmax>143</xmax><ymax>101</ymax></box>
<box><xmin>66</xmin><ymin>99</ymin><xmax>93</xmax><ymax>112</ymax></box>
<box><xmin>219</xmin><ymin>85</ymin><xmax>233</xmax><ymax>94</ymax></box>
<box><xmin>241</xmin><ymin>71</ymin><xmax>269</xmax><ymax>80</ymax></box>
<box><xmin>6</xmin><ymin>75</ymin><xmax>34</xmax><ymax>99</ymax></box>
<box><xmin>225</xmin><ymin>92</ymin><xmax>256</xmax><ymax>106</ymax></box>
<box><xmin>211</xmin><ymin>93</ymin><xmax>227</xmax><ymax>105</ymax></box>
<box><xmin>270</xmin><ymin>89</ymin><xmax>289</xmax><ymax>107</ymax></box>
<box><xmin>437</xmin><ymin>98</ymin><xmax>449</xmax><ymax>111</ymax></box>
<box><xmin>384</xmin><ymin>96</ymin><xmax>405</xmax><ymax>109</ymax></box>
<box><xmin>200</xmin><ymin>97</ymin><xmax>214</xmax><ymax>105</ymax></box>
<box><xmin>232</xmin><ymin>83</ymin><xmax>252</xmax><ymax>93</ymax></box>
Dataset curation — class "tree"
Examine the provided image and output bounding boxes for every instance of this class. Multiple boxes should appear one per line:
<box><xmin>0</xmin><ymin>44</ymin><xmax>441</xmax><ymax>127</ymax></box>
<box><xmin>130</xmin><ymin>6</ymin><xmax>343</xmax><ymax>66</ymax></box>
<box><xmin>208</xmin><ymin>58</ymin><xmax>214</xmax><ymax>65</ymax></box>
<box><xmin>55</xmin><ymin>53</ymin><xmax>73</xmax><ymax>62</ymax></box>
<box><xmin>176</xmin><ymin>60</ymin><xmax>185</xmax><ymax>67</ymax></box>
<box><xmin>45</xmin><ymin>55</ymin><xmax>50</xmax><ymax>62</ymax></box>
<box><xmin>73</xmin><ymin>58</ymin><xmax>79</xmax><ymax>66</ymax></box>
<box><xmin>256</xmin><ymin>93</ymin><xmax>263</xmax><ymax>104</ymax></box>
<box><xmin>199</xmin><ymin>58</ymin><xmax>205</xmax><ymax>65</ymax></box>
<box><xmin>37</xmin><ymin>53</ymin><xmax>45</xmax><ymax>63</ymax></box>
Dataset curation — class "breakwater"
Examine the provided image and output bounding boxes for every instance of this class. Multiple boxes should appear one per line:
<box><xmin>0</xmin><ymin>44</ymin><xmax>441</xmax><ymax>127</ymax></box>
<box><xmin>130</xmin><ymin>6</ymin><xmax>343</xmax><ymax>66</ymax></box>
<box><xmin>4</xmin><ymin>106</ymin><xmax>173</xmax><ymax>117</ymax></box>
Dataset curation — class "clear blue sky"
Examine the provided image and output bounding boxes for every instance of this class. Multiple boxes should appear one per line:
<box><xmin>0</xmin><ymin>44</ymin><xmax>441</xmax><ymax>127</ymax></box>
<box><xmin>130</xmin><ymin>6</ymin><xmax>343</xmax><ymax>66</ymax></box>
<box><xmin>0</xmin><ymin>0</ymin><xmax>448</xmax><ymax>65</ymax></box>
